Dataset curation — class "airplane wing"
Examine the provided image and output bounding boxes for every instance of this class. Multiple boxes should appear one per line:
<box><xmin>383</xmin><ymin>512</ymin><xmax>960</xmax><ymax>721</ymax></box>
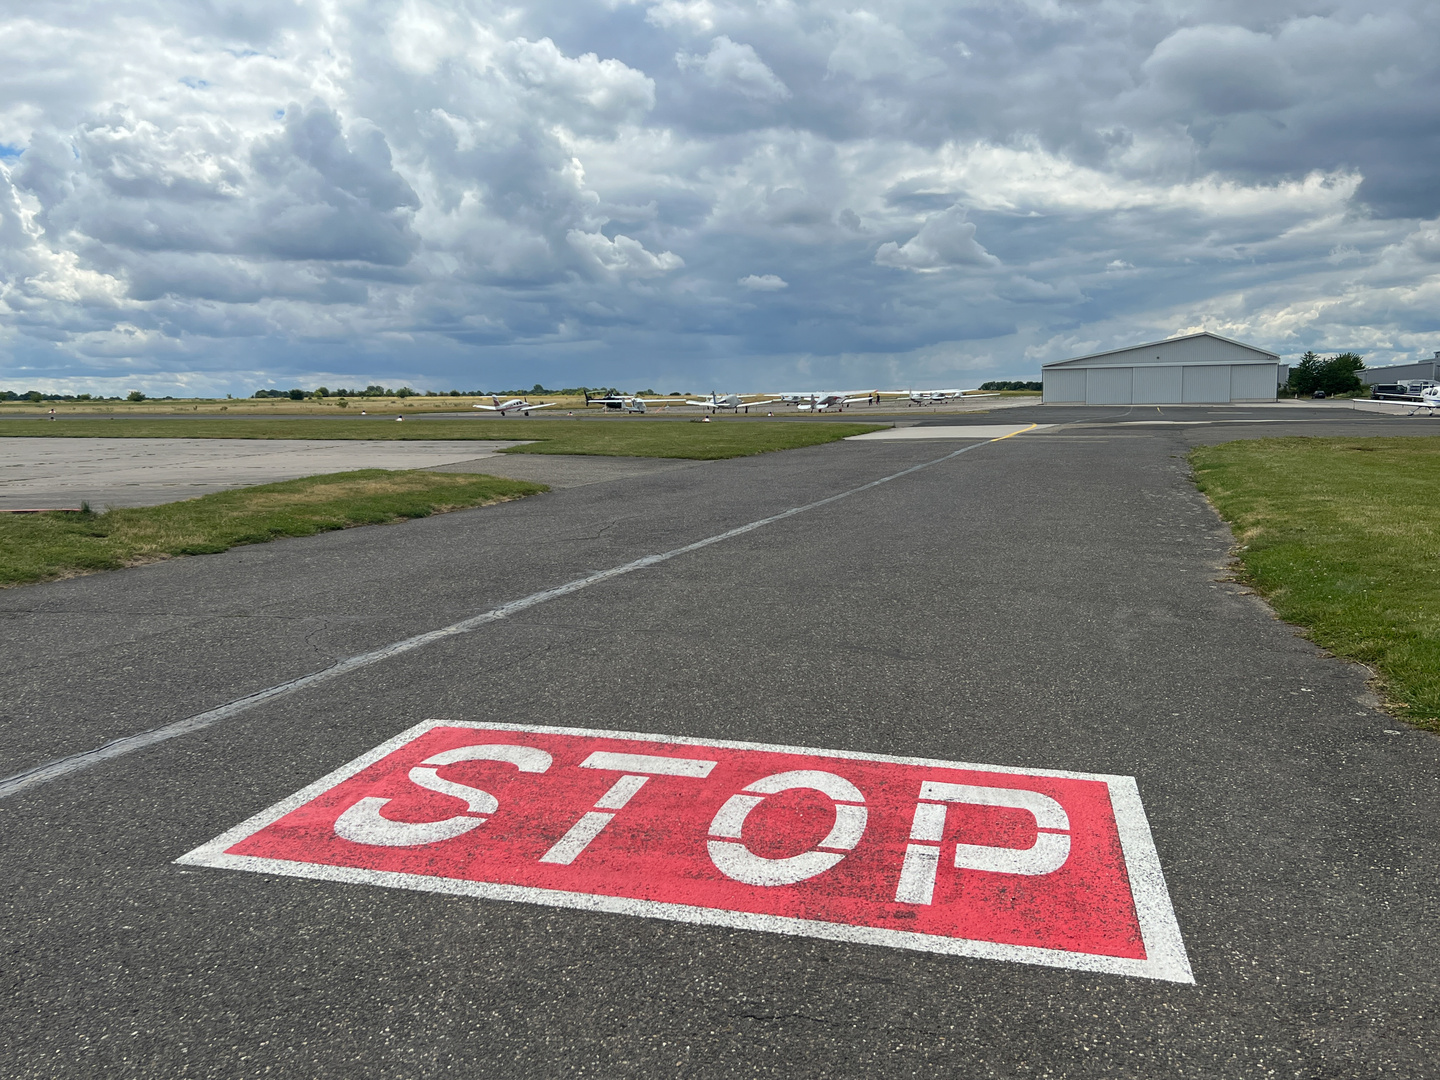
<box><xmin>472</xmin><ymin>404</ymin><xmax>501</xmax><ymax>411</ymax></box>
<box><xmin>517</xmin><ymin>402</ymin><xmax>555</xmax><ymax>412</ymax></box>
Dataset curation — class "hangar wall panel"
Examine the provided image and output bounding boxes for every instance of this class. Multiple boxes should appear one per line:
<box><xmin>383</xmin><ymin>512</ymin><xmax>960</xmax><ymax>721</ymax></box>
<box><xmin>1182</xmin><ymin>366</ymin><xmax>1231</xmax><ymax>403</ymax></box>
<box><xmin>1044</xmin><ymin>369</ymin><xmax>1086</xmax><ymax>403</ymax></box>
<box><xmin>1230</xmin><ymin>364</ymin><xmax>1278</xmax><ymax>400</ymax></box>
<box><xmin>1132</xmin><ymin>366</ymin><xmax>1183</xmax><ymax>404</ymax></box>
<box><xmin>1086</xmin><ymin>367</ymin><xmax>1133</xmax><ymax>404</ymax></box>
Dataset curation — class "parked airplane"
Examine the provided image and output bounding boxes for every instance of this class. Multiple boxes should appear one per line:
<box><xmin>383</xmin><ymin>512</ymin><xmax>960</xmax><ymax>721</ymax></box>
<box><xmin>773</xmin><ymin>388</ymin><xmax>992</xmax><ymax>411</ymax></box>
<box><xmin>902</xmin><ymin>388</ymin><xmax>999</xmax><ymax>405</ymax></box>
<box><xmin>782</xmin><ymin>391</ymin><xmax>874</xmax><ymax>412</ymax></box>
<box><xmin>583</xmin><ymin>392</ymin><xmax>677</xmax><ymax>413</ymax></box>
<box><xmin>473</xmin><ymin>396</ymin><xmax>556</xmax><ymax>416</ymax></box>
<box><xmin>687</xmin><ymin>392</ymin><xmax>779</xmax><ymax>413</ymax></box>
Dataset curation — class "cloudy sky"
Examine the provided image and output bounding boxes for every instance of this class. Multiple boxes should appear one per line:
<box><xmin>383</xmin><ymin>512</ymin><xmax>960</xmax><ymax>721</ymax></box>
<box><xmin>2</xmin><ymin>0</ymin><xmax>1437</xmax><ymax>395</ymax></box>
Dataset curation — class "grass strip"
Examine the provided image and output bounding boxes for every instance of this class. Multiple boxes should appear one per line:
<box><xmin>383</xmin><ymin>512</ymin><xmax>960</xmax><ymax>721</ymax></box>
<box><xmin>1191</xmin><ymin>436</ymin><xmax>1440</xmax><ymax>730</ymax></box>
<box><xmin>0</xmin><ymin>469</ymin><xmax>545</xmax><ymax>588</ymax></box>
<box><xmin>0</xmin><ymin>418</ymin><xmax>886</xmax><ymax>459</ymax></box>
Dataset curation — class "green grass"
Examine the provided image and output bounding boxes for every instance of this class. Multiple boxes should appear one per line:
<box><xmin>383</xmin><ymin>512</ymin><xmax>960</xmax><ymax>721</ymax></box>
<box><xmin>1191</xmin><ymin>436</ymin><xmax>1440</xmax><ymax>730</ymax></box>
<box><xmin>0</xmin><ymin>469</ymin><xmax>545</xmax><ymax>587</ymax></box>
<box><xmin>0</xmin><ymin>417</ymin><xmax>886</xmax><ymax>459</ymax></box>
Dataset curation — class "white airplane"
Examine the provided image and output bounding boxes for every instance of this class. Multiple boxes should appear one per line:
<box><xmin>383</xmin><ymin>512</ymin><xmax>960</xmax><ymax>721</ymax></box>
<box><xmin>583</xmin><ymin>392</ymin><xmax>688</xmax><ymax>413</ymax></box>
<box><xmin>785</xmin><ymin>391</ymin><xmax>873</xmax><ymax>412</ymax></box>
<box><xmin>472</xmin><ymin>396</ymin><xmax>556</xmax><ymax>416</ymax></box>
<box><xmin>776</xmin><ymin>390</ymin><xmax>917</xmax><ymax>411</ymax></box>
<box><xmin>901</xmin><ymin>387</ymin><xmax>1000</xmax><ymax>405</ymax></box>
<box><xmin>686</xmin><ymin>392</ymin><xmax>779</xmax><ymax>413</ymax></box>
<box><xmin>1408</xmin><ymin>386</ymin><xmax>1440</xmax><ymax>415</ymax></box>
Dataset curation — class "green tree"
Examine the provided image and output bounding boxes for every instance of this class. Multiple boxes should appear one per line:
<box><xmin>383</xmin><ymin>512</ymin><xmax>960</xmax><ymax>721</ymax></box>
<box><xmin>1289</xmin><ymin>352</ymin><xmax>1364</xmax><ymax>397</ymax></box>
<box><xmin>126</xmin><ymin>390</ymin><xmax>147</xmax><ymax>402</ymax></box>
<box><xmin>1288</xmin><ymin>352</ymin><xmax>1325</xmax><ymax>395</ymax></box>
<box><xmin>1319</xmin><ymin>352</ymin><xmax>1365</xmax><ymax>396</ymax></box>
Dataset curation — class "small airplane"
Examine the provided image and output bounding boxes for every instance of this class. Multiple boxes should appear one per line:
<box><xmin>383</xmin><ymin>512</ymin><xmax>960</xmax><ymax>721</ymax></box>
<box><xmin>901</xmin><ymin>388</ymin><xmax>999</xmax><ymax>405</ymax></box>
<box><xmin>583</xmin><ymin>392</ymin><xmax>671</xmax><ymax>413</ymax></box>
<box><xmin>686</xmin><ymin>392</ymin><xmax>779</xmax><ymax>413</ymax></box>
<box><xmin>584</xmin><ymin>391</ymin><xmax>699</xmax><ymax>413</ymax></box>
<box><xmin>784</xmin><ymin>392</ymin><xmax>873</xmax><ymax>412</ymax></box>
<box><xmin>1408</xmin><ymin>386</ymin><xmax>1440</xmax><ymax>415</ymax></box>
<box><xmin>776</xmin><ymin>390</ymin><xmax>916</xmax><ymax>411</ymax></box>
<box><xmin>472</xmin><ymin>396</ymin><xmax>555</xmax><ymax>416</ymax></box>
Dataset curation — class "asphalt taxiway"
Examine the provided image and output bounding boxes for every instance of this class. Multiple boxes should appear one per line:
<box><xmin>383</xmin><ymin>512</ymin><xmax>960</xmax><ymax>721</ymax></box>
<box><xmin>1</xmin><ymin>404</ymin><xmax>1436</xmax><ymax>1077</ymax></box>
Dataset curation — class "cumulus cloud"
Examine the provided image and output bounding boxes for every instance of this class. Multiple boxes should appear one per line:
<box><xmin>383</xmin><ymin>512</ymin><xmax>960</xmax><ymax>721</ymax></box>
<box><xmin>678</xmin><ymin>36</ymin><xmax>790</xmax><ymax>101</ymax></box>
<box><xmin>0</xmin><ymin>0</ymin><xmax>1438</xmax><ymax>395</ymax></box>
<box><xmin>567</xmin><ymin>230</ymin><xmax>684</xmax><ymax>277</ymax></box>
<box><xmin>875</xmin><ymin>207</ymin><xmax>1000</xmax><ymax>272</ymax></box>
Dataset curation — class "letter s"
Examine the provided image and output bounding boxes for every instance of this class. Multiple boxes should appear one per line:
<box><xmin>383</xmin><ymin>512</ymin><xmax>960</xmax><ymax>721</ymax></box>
<box><xmin>334</xmin><ymin>743</ymin><xmax>552</xmax><ymax>848</ymax></box>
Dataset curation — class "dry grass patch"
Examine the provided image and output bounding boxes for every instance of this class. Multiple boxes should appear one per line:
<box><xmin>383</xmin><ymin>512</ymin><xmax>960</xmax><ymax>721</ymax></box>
<box><xmin>0</xmin><ymin>469</ymin><xmax>546</xmax><ymax>587</ymax></box>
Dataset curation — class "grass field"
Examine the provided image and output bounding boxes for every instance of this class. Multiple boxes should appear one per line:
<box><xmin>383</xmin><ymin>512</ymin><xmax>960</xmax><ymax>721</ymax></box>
<box><xmin>0</xmin><ymin>417</ymin><xmax>886</xmax><ymax>458</ymax></box>
<box><xmin>0</xmin><ymin>470</ymin><xmax>545</xmax><ymax>587</ymax></box>
<box><xmin>1191</xmin><ymin>436</ymin><xmax>1440</xmax><ymax>730</ymax></box>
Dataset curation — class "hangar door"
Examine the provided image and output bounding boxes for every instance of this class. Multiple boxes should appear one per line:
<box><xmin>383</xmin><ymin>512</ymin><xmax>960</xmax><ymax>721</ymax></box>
<box><xmin>1182</xmin><ymin>366</ymin><xmax>1231</xmax><ymax>403</ymax></box>
<box><xmin>1231</xmin><ymin>364</ymin><xmax>1278</xmax><ymax>400</ymax></box>
<box><xmin>1085</xmin><ymin>367</ymin><xmax>1132</xmax><ymax>404</ymax></box>
<box><xmin>1133</xmin><ymin>365</ymin><xmax>1183</xmax><ymax>404</ymax></box>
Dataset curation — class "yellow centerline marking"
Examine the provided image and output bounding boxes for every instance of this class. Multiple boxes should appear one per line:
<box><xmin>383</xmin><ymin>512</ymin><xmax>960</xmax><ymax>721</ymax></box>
<box><xmin>991</xmin><ymin>423</ymin><xmax>1039</xmax><ymax>441</ymax></box>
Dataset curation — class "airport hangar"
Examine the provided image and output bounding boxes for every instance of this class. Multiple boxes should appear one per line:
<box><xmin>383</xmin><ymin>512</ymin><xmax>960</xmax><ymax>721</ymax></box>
<box><xmin>1042</xmin><ymin>331</ymin><xmax>1286</xmax><ymax>405</ymax></box>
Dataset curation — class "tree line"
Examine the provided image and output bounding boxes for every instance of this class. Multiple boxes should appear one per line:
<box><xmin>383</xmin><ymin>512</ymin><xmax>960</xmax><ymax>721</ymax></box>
<box><xmin>1285</xmin><ymin>352</ymin><xmax>1365</xmax><ymax>397</ymax></box>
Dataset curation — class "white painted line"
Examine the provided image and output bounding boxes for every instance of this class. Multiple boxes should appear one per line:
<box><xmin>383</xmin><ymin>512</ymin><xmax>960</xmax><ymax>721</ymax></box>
<box><xmin>579</xmin><ymin>751</ymin><xmax>717</xmax><ymax>777</ymax></box>
<box><xmin>592</xmin><ymin>774</ymin><xmax>650</xmax><ymax>809</ymax></box>
<box><xmin>0</xmin><ymin>433</ymin><xmax>1018</xmax><ymax>802</ymax></box>
<box><xmin>539</xmin><ymin>811</ymin><xmax>616</xmax><ymax>864</ymax></box>
<box><xmin>847</xmin><ymin>425</ymin><xmax>1052</xmax><ymax>440</ymax></box>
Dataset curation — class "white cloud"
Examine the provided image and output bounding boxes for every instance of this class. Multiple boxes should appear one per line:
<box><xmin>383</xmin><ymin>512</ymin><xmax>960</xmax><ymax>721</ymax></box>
<box><xmin>827</xmin><ymin>12</ymin><xmax>944</xmax><ymax>82</ymax></box>
<box><xmin>567</xmin><ymin>229</ymin><xmax>684</xmax><ymax>277</ymax></box>
<box><xmin>1</xmin><ymin>0</ymin><xmax>1438</xmax><ymax>393</ymax></box>
<box><xmin>677</xmin><ymin>36</ymin><xmax>790</xmax><ymax>101</ymax></box>
<box><xmin>738</xmin><ymin>274</ymin><xmax>786</xmax><ymax>290</ymax></box>
<box><xmin>875</xmin><ymin>206</ymin><xmax>1000</xmax><ymax>272</ymax></box>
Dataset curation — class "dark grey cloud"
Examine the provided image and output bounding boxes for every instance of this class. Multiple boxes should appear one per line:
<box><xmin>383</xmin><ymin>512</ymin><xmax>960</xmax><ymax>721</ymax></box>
<box><xmin>1</xmin><ymin>0</ymin><xmax>1437</xmax><ymax>397</ymax></box>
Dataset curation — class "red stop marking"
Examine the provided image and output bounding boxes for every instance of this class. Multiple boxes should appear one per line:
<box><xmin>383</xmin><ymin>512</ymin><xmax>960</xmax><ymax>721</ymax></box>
<box><xmin>178</xmin><ymin>722</ymin><xmax>1191</xmax><ymax>982</ymax></box>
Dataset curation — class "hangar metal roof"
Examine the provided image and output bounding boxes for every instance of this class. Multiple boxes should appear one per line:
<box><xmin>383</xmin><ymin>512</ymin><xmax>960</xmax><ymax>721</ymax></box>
<box><xmin>1043</xmin><ymin>331</ymin><xmax>1280</xmax><ymax>369</ymax></box>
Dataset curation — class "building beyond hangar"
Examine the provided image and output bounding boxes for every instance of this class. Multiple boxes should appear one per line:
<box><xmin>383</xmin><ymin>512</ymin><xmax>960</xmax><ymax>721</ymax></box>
<box><xmin>1042</xmin><ymin>332</ymin><xmax>1284</xmax><ymax>405</ymax></box>
<box><xmin>1358</xmin><ymin>352</ymin><xmax>1440</xmax><ymax>388</ymax></box>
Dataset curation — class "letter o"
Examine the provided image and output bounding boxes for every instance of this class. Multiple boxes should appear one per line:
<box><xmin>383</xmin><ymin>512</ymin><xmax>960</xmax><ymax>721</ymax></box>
<box><xmin>707</xmin><ymin>770</ymin><xmax>867</xmax><ymax>887</ymax></box>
